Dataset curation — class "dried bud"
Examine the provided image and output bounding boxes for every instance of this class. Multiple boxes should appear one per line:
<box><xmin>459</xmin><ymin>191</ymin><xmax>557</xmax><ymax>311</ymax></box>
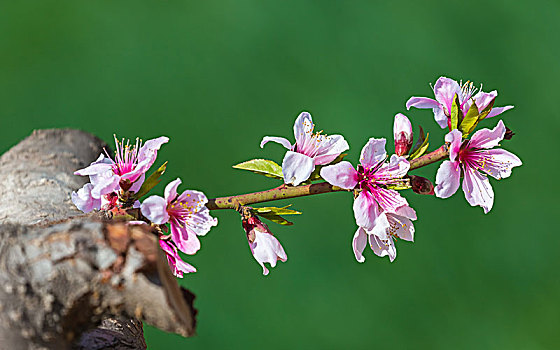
<box><xmin>409</xmin><ymin>175</ymin><xmax>434</xmax><ymax>195</ymax></box>
<box><xmin>504</xmin><ymin>126</ymin><xmax>515</xmax><ymax>140</ymax></box>
<box><xmin>394</xmin><ymin>113</ymin><xmax>413</xmax><ymax>156</ymax></box>
<box><xmin>119</xmin><ymin>178</ymin><xmax>133</xmax><ymax>192</ymax></box>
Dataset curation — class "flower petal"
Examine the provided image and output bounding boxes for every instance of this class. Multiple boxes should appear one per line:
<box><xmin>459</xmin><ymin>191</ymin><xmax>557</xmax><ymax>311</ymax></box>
<box><xmin>434</xmin><ymin>107</ymin><xmax>449</xmax><ymax>129</ymax></box>
<box><xmin>171</xmin><ymin>220</ymin><xmax>201</xmax><ymax>255</ymax></box>
<box><xmin>433</xmin><ymin>76</ymin><xmax>460</xmax><ymax>114</ymax></box>
<box><xmin>445</xmin><ymin>129</ymin><xmax>463</xmax><ymax>162</ymax></box>
<box><xmin>394</xmin><ymin>113</ymin><xmax>413</xmax><ymax>140</ymax></box>
<box><xmin>260</xmin><ymin>136</ymin><xmax>293</xmax><ymax>150</ymax></box>
<box><xmin>293</xmin><ymin>111</ymin><xmax>314</xmax><ymax>147</ymax></box>
<box><xmin>472</xmin><ymin>90</ymin><xmax>497</xmax><ymax>111</ymax></box>
<box><xmin>138</xmin><ymin>136</ymin><xmax>169</xmax><ymax>166</ymax></box>
<box><xmin>129</xmin><ymin>173</ymin><xmax>145</xmax><ymax>193</ymax></box>
<box><xmin>165</xmin><ymin>178</ymin><xmax>182</xmax><ymax>203</ymax></box>
<box><xmin>388</xmin><ymin>212</ymin><xmax>415</xmax><ymax>242</ymax></box>
<box><xmin>369</xmin><ymin>234</ymin><xmax>396</xmax><ymax>262</ymax></box>
<box><xmin>486</xmin><ymin>105</ymin><xmax>514</xmax><ymax>118</ymax></box>
<box><xmin>249</xmin><ymin>229</ymin><xmax>287</xmax><ymax>275</ymax></box>
<box><xmin>376</xmin><ymin>155</ymin><xmax>410</xmax><ymax>181</ymax></box>
<box><xmin>479</xmin><ymin>149</ymin><xmax>522</xmax><ymax>180</ymax></box>
<box><xmin>468</xmin><ymin>120</ymin><xmax>506</xmax><ymax>149</ymax></box>
<box><xmin>71</xmin><ymin>183</ymin><xmax>101</xmax><ymax>213</ymax></box>
<box><xmin>313</xmin><ymin>134</ymin><xmax>350</xmax><ymax>165</ymax></box>
<box><xmin>405</xmin><ymin>97</ymin><xmax>441</xmax><ymax>110</ymax></box>
<box><xmin>352</xmin><ymin>227</ymin><xmax>368</xmax><ymax>263</ymax></box>
<box><xmin>90</xmin><ymin>174</ymin><xmax>120</xmax><ymax>198</ymax></box>
<box><xmin>74</xmin><ymin>154</ymin><xmax>113</xmax><ymax>176</ymax></box>
<box><xmin>140</xmin><ymin>195</ymin><xmax>170</xmax><ymax>224</ymax></box>
<box><xmin>359</xmin><ymin>138</ymin><xmax>387</xmax><ymax>169</ymax></box>
<box><xmin>282</xmin><ymin>151</ymin><xmax>315</xmax><ymax>186</ymax></box>
<box><xmin>353</xmin><ymin>191</ymin><xmax>381</xmax><ymax>231</ymax></box>
<box><xmin>319</xmin><ymin>161</ymin><xmax>358</xmax><ymax>190</ymax></box>
<box><xmin>434</xmin><ymin>160</ymin><xmax>461</xmax><ymax>199</ymax></box>
<box><xmin>462</xmin><ymin>167</ymin><xmax>494</xmax><ymax>214</ymax></box>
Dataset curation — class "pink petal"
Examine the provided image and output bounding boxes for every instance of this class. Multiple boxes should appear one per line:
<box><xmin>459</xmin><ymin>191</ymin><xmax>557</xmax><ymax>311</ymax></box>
<box><xmin>434</xmin><ymin>107</ymin><xmax>449</xmax><ymax>129</ymax></box>
<box><xmin>313</xmin><ymin>134</ymin><xmax>350</xmax><ymax>165</ymax></box>
<box><xmin>434</xmin><ymin>160</ymin><xmax>461</xmax><ymax>199</ymax></box>
<box><xmin>171</xmin><ymin>220</ymin><xmax>201</xmax><ymax>255</ymax></box>
<box><xmin>405</xmin><ymin>97</ymin><xmax>441</xmax><ymax>110</ymax></box>
<box><xmin>370</xmin><ymin>187</ymin><xmax>409</xmax><ymax>214</ymax></box>
<box><xmin>260</xmin><ymin>136</ymin><xmax>293</xmax><ymax>150</ymax></box>
<box><xmin>353</xmin><ymin>191</ymin><xmax>381</xmax><ymax>231</ymax></box>
<box><xmin>249</xmin><ymin>229</ymin><xmax>287</xmax><ymax>275</ymax></box>
<box><xmin>367</xmin><ymin>212</ymin><xmax>391</xmax><ymax>240</ymax></box>
<box><xmin>359</xmin><ymin>138</ymin><xmax>387</xmax><ymax>169</ymax></box>
<box><xmin>376</xmin><ymin>155</ymin><xmax>410</xmax><ymax>180</ymax></box>
<box><xmin>138</xmin><ymin>136</ymin><xmax>169</xmax><ymax>166</ymax></box>
<box><xmin>388</xmin><ymin>212</ymin><xmax>415</xmax><ymax>242</ymax></box>
<box><xmin>74</xmin><ymin>154</ymin><xmax>112</xmax><ymax>176</ymax></box>
<box><xmin>395</xmin><ymin>205</ymin><xmax>417</xmax><ymax>221</ymax></box>
<box><xmin>71</xmin><ymin>183</ymin><xmax>101</xmax><ymax>213</ymax></box>
<box><xmin>129</xmin><ymin>173</ymin><xmax>145</xmax><ymax>193</ymax></box>
<box><xmin>393</xmin><ymin>113</ymin><xmax>413</xmax><ymax>141</ymax></box>
<box><xmin>433</xmin><ymin>76</ymin><xmax>460</xmax><ymax>114</ymax></box>
<box><xmin>319</xmin><ymin>161</ymin><xmax>358</xmax><ymax>190</ymax></box>
<box><xmin>469</xmin><ymin>120</ymin><xmax>506</xmax><ymax>149</ymax></box>
<box><xmin>140</xmin><ymin>195</ymin><xmax>170</xmax><ymax>224</ymax></box>
<box><xmin>369</xmin><ymin>234</ymin><xmax>396</xmax><ymax>262</ymax></box>
<box><xmin>462</xmin><ymin>167</ymin><xmax>494</xmax><ymax>214</ymax></box>
<box><xmin>486</xmin><ymin>105</ymin><xmax>514</xmax><ymax>118</ymax></box>
<box><xmin>293</xmin><ymin>111</ymin><xmax>314</xmax><ymax>148</ymax></box>
<box><xmin>445</xmin><ymin>129</ymin><xmax>463</xmax><ymax>162</ymax></box>
<box><xmin>352</xmin><ymin>227</ymin><xmax>368</xmax><ymax>263</ymax></box>
<box><xmin>90</xmin><ymin>174</ymin><xmax>120</xmax><ymax>198</ymax></box>
<box><xmin>165</xmin><ymin>178</ymin><xmax>182</xmax><ymax>203</ymax></box>
<box><xmin>472</xmin><ymin>90</ymin><xmax>497</xmax><ymax>111</ymax></box>
<box><xmin>479</xmin><ymin>149</ymin><xmax>522</xmax><ymax>180</ymax></box>
<box><xmin>282</xmin><ymin>151</ymin><xmax>315</xmax><ymax>186</ymax></box>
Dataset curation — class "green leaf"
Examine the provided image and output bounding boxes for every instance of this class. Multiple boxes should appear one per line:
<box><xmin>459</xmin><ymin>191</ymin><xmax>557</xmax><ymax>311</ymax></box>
<box><xmin>408</xmin><ymin>132</ymin><xmax>429</xmax><ymax>160</ymax></box>
<box><xmin>132</xmin><ymin>161</ymin><xmax>167</xmax><ymax>199</ymax></box>
<box><xmin>458</xmin><ymin>102</ymin><xmax>480</xmax><ymax>137</ymax></box>
<box><xmin>386</xmin><ymin>183</ymin><xmax>411</xmax><ymax>191</ymax></box>
<box><xmin>232</xmin><ymin>159</ymin><xmax>283</xmax><ymax>179</ymax></box>
<box><xmin>450</xmin><ymin>94</ymin><xmax>462</xmax><ymax>130</ymax></box>
<box><xmin>255</xmin><ymin>205</ymin><xmax>302</xmax><ymax>216</ymax></box>
<box><xmin>409</xmin><ymin>126</ymin><xmax>426</xmax><ymax>156</ymax></box>
<box><xmin>257</xmin><ymin>212</ymin><xmax>294</xmax><ymax>225</ymax></box>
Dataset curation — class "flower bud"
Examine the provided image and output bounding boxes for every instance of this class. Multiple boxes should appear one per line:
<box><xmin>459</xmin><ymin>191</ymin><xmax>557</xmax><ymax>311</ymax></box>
<box><xmin>409</xmin><ymin>175</ymin><xmax>434</xmax><ymax>195</ymax></box>
<box><xmin>394</xmin><ymin>113</ymin><xmax>413</xmax><ymax>156</ymax></box>
<box><xmin>240</xmin><ymin>206</ymin><xmax>287</xmax><ymax>275</ymax></box>
<box><xmin>504</xmin><ymin>126</ymin><xmax>515</xmax><ymax>140</ymax></box>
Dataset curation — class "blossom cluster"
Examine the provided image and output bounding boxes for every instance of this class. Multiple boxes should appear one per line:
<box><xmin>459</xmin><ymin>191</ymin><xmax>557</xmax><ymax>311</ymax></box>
<box><xmin>72</xmin><ymin>75</ymin><xmax>522</xmax><ymax>277</ymax></box>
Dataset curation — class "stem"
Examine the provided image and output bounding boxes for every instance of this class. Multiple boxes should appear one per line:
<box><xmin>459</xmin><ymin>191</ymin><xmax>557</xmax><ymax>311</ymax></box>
<box><xmin>206</xmin><ymin>144</ymin><xmax>450</xmax><ymax>210</ymax></box>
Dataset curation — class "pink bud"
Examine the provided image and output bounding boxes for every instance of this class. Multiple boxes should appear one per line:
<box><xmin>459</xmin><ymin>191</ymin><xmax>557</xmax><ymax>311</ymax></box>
<box><xmin>394</xmin><ymin>113</ymin><xmax>413</xmax><ymax>156</ymax></box>
<box><xmin>409</xmin><ymin>175</ymin><xmax>434</xmax><ymax>195</ymax></box>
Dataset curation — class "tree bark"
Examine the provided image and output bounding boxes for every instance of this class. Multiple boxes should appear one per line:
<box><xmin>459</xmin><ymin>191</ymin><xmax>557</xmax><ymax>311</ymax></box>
<box><xmin>0</xmin><ymin>129</ymin><xmax>196</xmax><ymax>349</ymax></box>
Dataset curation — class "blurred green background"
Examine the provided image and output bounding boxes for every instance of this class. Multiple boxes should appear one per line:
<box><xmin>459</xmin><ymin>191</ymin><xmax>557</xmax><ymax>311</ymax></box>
<box><xmin>1</xmin><ymin>1</ymin><xmax>558</xmax><ymax>349</ymax></box>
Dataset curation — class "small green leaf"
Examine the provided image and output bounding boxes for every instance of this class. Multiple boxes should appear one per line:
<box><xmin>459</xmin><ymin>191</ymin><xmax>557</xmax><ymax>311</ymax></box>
<box><xmin>458</xmin><ymin>102</ymin><xmax>479</xmax><ymax>137</ymax></box>
<box><xmin>450</xmin><ymin>94</ymin><xmax>462</xmax><ymax>130</ymax></box>
<box><xmin>133</xmin><ymin>161</ymin><xmax>167</xmax><ymax>199</ymax></box>
<box><xmin>409</xmin><ymin>126</ymin><xmax>426</xmax><ymax>156</ymax></box>
<box><xmin>232</xmin><ymin>159</ymin><xmax>283</xmax><ymax>179</ymax></box>
<box><xmin>255</xmin><ymin>205</ymin><xmax>302</xmax><ymax>216</ymax></box>
<box><xmin>257</xmin><ymin>212</ymin><xmax>294</xmax><ymax>225</ymax></box>
<box><xmin>408</xmin><ymin>133</ymin><xmax>429</xmax><ymax>160</ymax></box>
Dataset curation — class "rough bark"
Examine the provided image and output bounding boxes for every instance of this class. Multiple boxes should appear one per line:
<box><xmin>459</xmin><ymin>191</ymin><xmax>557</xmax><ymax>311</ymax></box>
<box><xmin>0</xmin><ymin>129</ymin><xmax>196</xmax><ymax>349</ymax></box>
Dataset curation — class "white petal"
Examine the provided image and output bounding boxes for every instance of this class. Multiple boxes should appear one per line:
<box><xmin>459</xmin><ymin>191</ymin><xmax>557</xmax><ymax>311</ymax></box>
<box><xmin>281</xmin><ymin>151</ymin><xmax>315</xmax><ymax>186</ymax></box>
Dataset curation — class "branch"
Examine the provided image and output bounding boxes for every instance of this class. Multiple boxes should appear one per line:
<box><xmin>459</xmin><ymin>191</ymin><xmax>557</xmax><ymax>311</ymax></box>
<box><xmin>0</xmin><ymin>129</ymin><xmax>197</xmax><ymax>349</ymax></box>
<box><xmin>206</xmin><ymin>144</ymin><xmax>450</xmax><ymax>210</ymax></box>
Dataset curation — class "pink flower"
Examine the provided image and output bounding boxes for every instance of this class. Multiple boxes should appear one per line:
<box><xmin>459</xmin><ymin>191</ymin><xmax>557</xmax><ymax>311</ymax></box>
<box><xmin>242</xmin><ymin>214</ymin><xmax>287</xmax><ymax>275</ymax></box>
<box><xmin>141</xmin><ymin>178</ymin><xmax>218</xmax><ymax>254</ymax></box>
<box><xmin>352</xmin><ymin>206</ymin><xmax>416</xmax><ymax>262</ymax></box>
<box><xmin>260</xmin><ymin>111</ymin><xmax>349</xmax><ymax>186</ymax></box>
<box><xmin>320</xmin><ymin>138</ymin><xmax>411</xmax><ymax>231</ymax></box>
<box><xmin>393</xmin><ymin>113</ymin><xmax>413</xmax><ymax>156</ymax></box>
<box><xmin>406</xmin><ymin>76</ymin><xmax>514</xmax><ymax>129</ymax></box>
<box><xmin>159</xmin><ymin>240</ymin><xmax>197</xmax><ymax>278</ymax></box>
<box><xmin>74</xmin><ymin>135</ymin><xmax>168</xmax><ymax>200</ymax></box>
<box><xmin>434</xmin><ymin>120</ymin><xmax>522</xmax><ymax>213</ymax></box>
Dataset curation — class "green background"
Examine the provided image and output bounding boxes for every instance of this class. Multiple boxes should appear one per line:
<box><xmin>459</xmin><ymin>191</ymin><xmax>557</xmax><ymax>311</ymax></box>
<box><xmin>1</xmin><ymin>1</ymin><xmax>558</xmax><ymax>349</ymax></box>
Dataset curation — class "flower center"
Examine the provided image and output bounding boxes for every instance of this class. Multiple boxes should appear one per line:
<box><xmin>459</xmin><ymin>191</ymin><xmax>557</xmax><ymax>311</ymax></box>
<box><xmin>105</xmin><ymin>136</ymin><xmax>143</xmax><ymax>176</ymax></box>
